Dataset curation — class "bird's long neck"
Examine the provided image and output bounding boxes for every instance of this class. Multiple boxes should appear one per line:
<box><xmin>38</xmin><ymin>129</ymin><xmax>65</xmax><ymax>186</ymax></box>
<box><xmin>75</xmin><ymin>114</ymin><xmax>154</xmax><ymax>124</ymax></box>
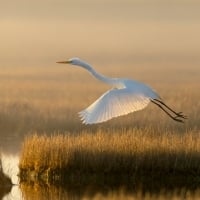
<box><xmin>79</xmin><ymin>62</ymin><xmax>118</xmax><ymax>87</ymax></box>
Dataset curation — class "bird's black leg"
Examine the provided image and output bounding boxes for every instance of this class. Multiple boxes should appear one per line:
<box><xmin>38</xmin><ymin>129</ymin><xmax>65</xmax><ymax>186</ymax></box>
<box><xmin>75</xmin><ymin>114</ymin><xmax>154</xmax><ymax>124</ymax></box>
<box><xmin>154</xmin><ymin>99</ymin><xmax>187</xmax><ymax>119</ymax></box>
<box><xmin>151</xmin><ymin>100</ymin><xmax>184</xmax><ymax>123</ymax></box>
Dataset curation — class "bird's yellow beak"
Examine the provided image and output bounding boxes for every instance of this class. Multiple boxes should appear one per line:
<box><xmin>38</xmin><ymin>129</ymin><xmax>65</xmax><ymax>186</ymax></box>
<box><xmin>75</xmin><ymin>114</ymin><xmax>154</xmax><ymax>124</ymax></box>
<box><xmin>56</xmin><ymin>61</ymin><xmax>71</xmax><ymax>64</ymax></box>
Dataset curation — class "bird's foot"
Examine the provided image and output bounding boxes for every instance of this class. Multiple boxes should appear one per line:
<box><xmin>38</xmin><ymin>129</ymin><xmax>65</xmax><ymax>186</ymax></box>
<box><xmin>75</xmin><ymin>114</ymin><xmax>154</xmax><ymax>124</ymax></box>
<box><xmin>173</xmin><ymin>117</ymin><xmax>184</xmax><ymax>123</ymax></box>
<box><xmin>175</xmin><ymin>112</ymin><xmax>187</xmax><ymax>119</ymax></box>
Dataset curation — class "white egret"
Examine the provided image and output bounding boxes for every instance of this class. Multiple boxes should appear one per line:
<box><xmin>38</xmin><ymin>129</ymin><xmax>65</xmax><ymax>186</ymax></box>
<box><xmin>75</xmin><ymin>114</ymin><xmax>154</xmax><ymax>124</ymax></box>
<box><xmin>57</xmin><ymin>58</ymin><xmax>187</xmax><ymax>124</ymax></box>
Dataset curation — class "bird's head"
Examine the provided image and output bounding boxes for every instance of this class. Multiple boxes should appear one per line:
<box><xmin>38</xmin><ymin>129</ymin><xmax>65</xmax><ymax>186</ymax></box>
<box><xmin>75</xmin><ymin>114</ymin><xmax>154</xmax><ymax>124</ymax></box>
<box><xmin>57</xmin><ymin>57</ymin><xmax>83</xmax><ymax>66</ymax></box>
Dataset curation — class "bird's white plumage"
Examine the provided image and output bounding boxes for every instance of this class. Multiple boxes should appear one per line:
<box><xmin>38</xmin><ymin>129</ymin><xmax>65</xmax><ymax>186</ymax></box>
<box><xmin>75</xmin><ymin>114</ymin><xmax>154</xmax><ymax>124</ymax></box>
<box><xmin>57</xmin><ymin>58</ymin><xmax>160</xmax><ymax>124</ymax></box>
<box><xmin>79</xmin><ymin>87</ymin><xmax>151</xmax><ymax>124</ymax></box>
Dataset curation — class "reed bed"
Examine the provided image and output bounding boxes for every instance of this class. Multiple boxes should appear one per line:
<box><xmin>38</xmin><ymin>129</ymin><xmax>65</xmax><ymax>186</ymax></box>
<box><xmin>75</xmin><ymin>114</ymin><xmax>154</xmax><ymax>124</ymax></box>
<box><xmin>19</xmin><ymin>128</ymin><xmax>200</xmax><ymax>182</ymax></box>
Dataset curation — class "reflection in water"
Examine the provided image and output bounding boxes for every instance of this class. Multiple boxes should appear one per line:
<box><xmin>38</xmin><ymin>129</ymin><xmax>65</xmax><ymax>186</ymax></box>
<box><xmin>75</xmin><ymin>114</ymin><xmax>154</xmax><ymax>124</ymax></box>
<box><xmin>0</xmin><ymin>183</ymin><xmax>11</xmax><ymax>200</ymax></box>
<box><xmin>18</xmin><ymin>171</ymin><xmax>200</xmax><ymax>200</ymax></box>
<box><xmin>19</xmin><ymin>180</ymin><xmax>200</xmax><ymax>200</ymax></box>
<box><xmin>0</xmin><ymin>156</ymin><xmax>12</xmax><ymax>200</ymax></box>
<box><xmin>3</xmin><ymin>186</ymin><xmax>22</xmax><ymax>200</ymax></box>
<box><xmin>2</xmin><ymin>182</ymin><xmax>200</xmax><ymax>200</ymax></box>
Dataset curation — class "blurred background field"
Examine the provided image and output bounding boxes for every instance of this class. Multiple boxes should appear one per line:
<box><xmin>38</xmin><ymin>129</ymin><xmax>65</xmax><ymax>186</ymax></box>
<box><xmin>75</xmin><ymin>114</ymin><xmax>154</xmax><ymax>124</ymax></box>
<box><xmin>0</xmin><ymin>62</ymin><xmax>199</xmax><ymax>154</ymax></box>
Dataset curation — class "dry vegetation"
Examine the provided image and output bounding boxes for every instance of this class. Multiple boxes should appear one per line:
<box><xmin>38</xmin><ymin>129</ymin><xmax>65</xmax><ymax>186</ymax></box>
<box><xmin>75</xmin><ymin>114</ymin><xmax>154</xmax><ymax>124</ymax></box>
<box><xmin>0</xmin><ymin>62</ymin><xmax>200</xmax><ymax>192</ymax></box>
<box><xmin>19</xmin><ymin>129</ymin><xmax>200</xmax><ymax>181</ymax></box>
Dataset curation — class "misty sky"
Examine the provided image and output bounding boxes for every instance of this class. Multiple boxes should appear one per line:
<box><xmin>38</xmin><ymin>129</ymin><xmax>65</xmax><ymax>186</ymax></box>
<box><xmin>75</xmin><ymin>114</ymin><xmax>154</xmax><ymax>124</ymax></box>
<box><xmin>1</xmin><ymin>0</ymin><xmax>200</xmax><ymax>67</ymax></box>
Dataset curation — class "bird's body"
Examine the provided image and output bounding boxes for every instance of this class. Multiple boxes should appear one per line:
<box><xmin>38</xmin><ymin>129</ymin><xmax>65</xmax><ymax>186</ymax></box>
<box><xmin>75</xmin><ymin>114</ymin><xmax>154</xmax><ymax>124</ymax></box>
<box><xmin>79</xmin><ymin>79</ymin><xmax>158</xmax><ymax>124</ymax></box>
<box><xmin>57</xmin><ymin>58</ymin><xmax>186</xmax><ymax>124</ymax></box>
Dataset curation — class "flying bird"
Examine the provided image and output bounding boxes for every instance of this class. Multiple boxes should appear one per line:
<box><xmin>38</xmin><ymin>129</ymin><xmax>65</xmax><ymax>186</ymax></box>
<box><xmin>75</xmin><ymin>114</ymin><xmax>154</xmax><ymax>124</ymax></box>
<box><xmin>57</xmin><ymin>58</ymin><xmax>187</xmax><ymax>124</ymax></box>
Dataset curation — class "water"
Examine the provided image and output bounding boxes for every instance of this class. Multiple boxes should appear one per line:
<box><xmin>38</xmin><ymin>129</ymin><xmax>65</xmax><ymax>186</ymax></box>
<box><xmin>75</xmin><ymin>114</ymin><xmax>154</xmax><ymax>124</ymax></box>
<box><xmin>2</xmin><ymin>171</ymin><xmax>200</xmax><ymax>200</ymax></box>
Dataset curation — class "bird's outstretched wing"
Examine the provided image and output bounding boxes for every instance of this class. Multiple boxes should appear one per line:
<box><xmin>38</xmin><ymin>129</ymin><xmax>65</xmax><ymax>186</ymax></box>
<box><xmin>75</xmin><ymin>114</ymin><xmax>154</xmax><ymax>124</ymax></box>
<box><xmin>79</xmin><ymin>88</ymin><xmax>150</xmax><ymax>124</ymax></box>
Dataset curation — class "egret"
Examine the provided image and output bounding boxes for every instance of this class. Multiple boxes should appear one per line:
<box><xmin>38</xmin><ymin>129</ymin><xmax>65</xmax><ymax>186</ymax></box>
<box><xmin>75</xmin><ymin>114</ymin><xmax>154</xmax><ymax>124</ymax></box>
<box><xmin>57</xmin><ymin>58</ymin><xmax>187</xmax><ymax>124</ymax></box>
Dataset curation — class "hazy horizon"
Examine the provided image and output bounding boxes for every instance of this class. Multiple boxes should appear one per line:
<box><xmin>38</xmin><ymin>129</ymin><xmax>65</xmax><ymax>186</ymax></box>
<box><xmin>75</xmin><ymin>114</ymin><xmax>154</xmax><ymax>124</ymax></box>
<box><xmin>1</xmin><ymin>0</ymin><xmax>200</xmax><ymax>67</ymax></box>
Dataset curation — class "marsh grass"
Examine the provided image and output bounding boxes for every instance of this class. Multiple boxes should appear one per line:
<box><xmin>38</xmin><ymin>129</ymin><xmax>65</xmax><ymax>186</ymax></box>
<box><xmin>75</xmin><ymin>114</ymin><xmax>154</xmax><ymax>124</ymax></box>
<box><xmin>19</xmin><ymin>127</ymin><xmax>200</xmax><ymax>197</ymax></box>
<box><xmin>19</xmin><ymin>128</ymin><xmax>200</xmax><ymax>184</ymax></box>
